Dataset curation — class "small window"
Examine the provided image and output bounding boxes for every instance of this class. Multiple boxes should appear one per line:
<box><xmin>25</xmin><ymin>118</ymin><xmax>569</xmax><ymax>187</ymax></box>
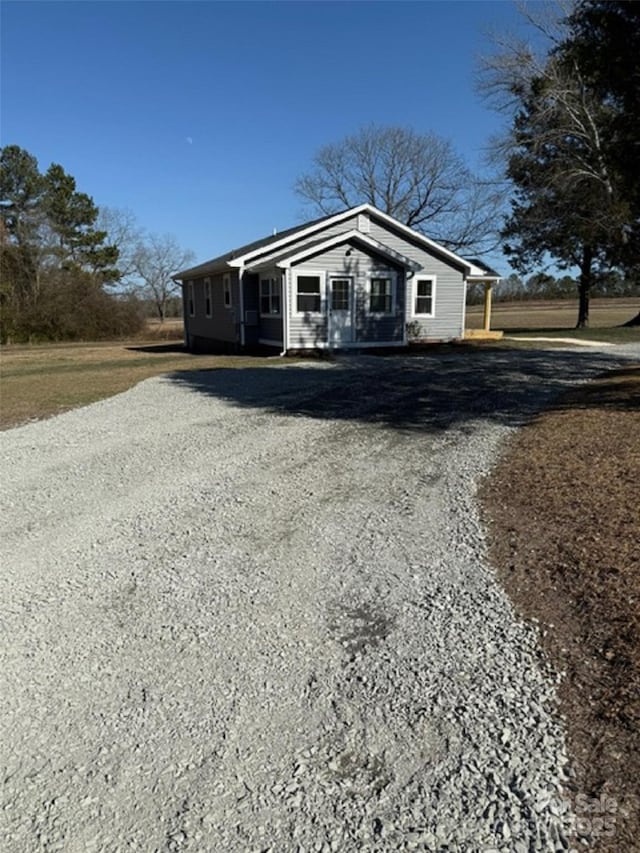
<box><xmin>414</xmin><ymin>277</ymin><xmax>435</xmax><ymax>316</ymax></box>
<box><xmin>204</xmin><ymin>277</ymin><xmax>212</xmax><ymax>317</ymax></box>
<box><xmin>296</xmin><ymin>275</ymin><xmax>321</xmax><ymax>313</ymax></box>
<box><xmin>260</xmin><ymin>278</ymin><xmax>281</xmax><ymax>316</ymax></box>
<box><xmin>370</xmin><ymin>277</ymin><xmax>393</xmax><ymax>314</ymax></box>
<box><xmin>330</xmin><ymin>278</ymin><xmax>350</xmax><ymax>311</ymax></box>
<box><xmin>223</xmin><ymin>274</ymin><xmax>232</xmax><ymax>308</ymax></box>
<box><xmin>187</xmin><ymin>281</ymin><xmax>195</xmax><ymax>317</ymax></box>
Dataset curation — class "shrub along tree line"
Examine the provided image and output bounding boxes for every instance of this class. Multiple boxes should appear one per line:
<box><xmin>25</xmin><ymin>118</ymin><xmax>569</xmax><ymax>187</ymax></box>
<box><xmin>0</xmin><ymin>146</ymin><xmax>193</xmax><ymax>343</ymax></box>
<box><xmin>482</xmin><ymin>0</ymin><xmax>640</xmax><ymax>327</ymax></box>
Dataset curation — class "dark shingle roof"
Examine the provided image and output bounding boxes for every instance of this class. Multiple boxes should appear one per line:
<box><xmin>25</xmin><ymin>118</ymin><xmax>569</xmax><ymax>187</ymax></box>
<box><xmin>174</xmin><ymin>210</ymin><xmax>343</xmax><ymax>279</ymax></box>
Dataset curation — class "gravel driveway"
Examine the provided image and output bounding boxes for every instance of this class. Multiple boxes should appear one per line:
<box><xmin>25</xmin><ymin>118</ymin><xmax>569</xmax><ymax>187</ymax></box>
<box><xmin>1</xmin><ymin>344</ymin><xmax>638</xmax><ymax>853</ymax></box>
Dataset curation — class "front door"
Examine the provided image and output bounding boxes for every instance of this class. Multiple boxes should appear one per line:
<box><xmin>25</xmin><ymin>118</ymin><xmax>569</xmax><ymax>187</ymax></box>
<box><xmin>328</xmin><ymin>277</ymin><xmax>354</xmax><ymax>346</ymax></box>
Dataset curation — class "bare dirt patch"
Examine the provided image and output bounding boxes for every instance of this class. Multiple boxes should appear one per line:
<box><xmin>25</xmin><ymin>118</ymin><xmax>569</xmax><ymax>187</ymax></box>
<box><xmin>480</xmin><ymin>365</ymin><xmax>640</xmax><ymax>851</ymax></box>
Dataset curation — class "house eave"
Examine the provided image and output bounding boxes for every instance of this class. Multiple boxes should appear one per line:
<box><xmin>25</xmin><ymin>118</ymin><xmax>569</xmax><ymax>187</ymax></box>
<box><xmin>173</xmin><ymin>260</ymin><xmax>231</xmax><ymax>281</ymax></box>
<box><xmin>466</xmin><ymin>274</ymin><xmax>501</xmax><ymax>283</ymax></box>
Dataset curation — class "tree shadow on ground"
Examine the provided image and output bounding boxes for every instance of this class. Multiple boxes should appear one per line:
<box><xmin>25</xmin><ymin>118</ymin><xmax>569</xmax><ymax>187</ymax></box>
<box><xmin>167</xmin><ymin>347</ymin><xmax>635</xmax><ymax>434</ymax></box>
<box><xmin>549</xmin><ymin>364</ymin><xmax>640</xmax><ymax>413</ymax></box>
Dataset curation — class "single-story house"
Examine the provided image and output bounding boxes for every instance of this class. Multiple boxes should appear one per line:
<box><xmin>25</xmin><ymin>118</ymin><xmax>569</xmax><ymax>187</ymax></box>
<box><xmin>173</xmin><ymin>203</ymin><xmax>500</xmax><ymax>353</ymax></box>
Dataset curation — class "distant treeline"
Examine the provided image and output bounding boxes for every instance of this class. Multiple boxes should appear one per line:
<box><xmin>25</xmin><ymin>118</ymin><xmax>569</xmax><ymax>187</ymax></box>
<box><xmin>467</xmin><ymin>270</ymin><xmax>639</xmax><ymax>305</ymax></box>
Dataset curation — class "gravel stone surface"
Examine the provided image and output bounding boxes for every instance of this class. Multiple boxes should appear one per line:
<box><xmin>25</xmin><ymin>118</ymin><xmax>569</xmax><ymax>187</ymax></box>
<box><xmin>1</xmin><ymin>343</ymin><xmax>638</xmax><ymax>852</ymax></box>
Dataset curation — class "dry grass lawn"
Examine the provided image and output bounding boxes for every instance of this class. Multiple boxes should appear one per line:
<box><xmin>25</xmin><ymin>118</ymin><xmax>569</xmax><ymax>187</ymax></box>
<box><xmin>0</xmin><ymin>338</ymin><xmax>281</xmax><ymax>430</ymax></box>
<box><xmin>480</xmin><ymin>366</ymin><xmax>640</xmax><ymax>851</ymax></box>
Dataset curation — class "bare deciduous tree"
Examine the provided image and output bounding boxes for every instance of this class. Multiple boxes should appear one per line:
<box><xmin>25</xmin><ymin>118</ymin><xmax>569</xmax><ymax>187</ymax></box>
<box><xmin>295</xmin><ymin>124</ymin><xmax>504</xmax><ymax>255</ymax></box>
<box><xmin>132</xmin><ymin>233</ymin><xmax>194</xmax><ymax>323</ymax></box>
<box><xmin>97</xmin><ymin>207</ymin><xmax>143</xmax><ymax>284</ymax></box>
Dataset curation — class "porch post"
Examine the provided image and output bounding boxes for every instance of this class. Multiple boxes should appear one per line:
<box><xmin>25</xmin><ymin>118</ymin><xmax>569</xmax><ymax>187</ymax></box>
<box><xmin>483</xmin><ymin>282</ymin><xmax>493</xmax><ymax>331</ymax></box>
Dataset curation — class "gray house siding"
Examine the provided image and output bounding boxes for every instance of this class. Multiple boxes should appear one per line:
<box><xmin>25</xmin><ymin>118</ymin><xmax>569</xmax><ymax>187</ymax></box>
<box><xmin>367</xmin><ymin>217</ymin><xmax>466</xmax><ymax>340</ymax></box>
<box><xmin>260</xmin><ymin>316</ymin><xmax>283</xmax><ymax>343</ymax></box>
<box><xmin>244</xmin><ymin>215</ymin><xmax>362</xmax><ymax>270</ymax></box>
<box><xmin>242</xmin><ymin>273</ymin><xmax>260</xmax><ymax>346</ymax></box>
<box><xmin>185</xmin><ymin>271</ymin><xmax>240</xmax><ymax>352</ymax></box>
<box><xmin>287</xmin><ymin>243</ymin><xmax>405</xmax><ymax>348</ymax></box>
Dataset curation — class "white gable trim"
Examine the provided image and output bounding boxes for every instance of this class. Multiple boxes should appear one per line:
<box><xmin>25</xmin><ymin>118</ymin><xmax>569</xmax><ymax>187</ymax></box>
<box><xmin>271</xmin><ymin>230</ymin><xmax>422</xmax><ymax>271</ymax></box>
<box><xmin>227</xmin><ymin>203</ymin><xmax>484</xmax><ymax>276</ymax></box>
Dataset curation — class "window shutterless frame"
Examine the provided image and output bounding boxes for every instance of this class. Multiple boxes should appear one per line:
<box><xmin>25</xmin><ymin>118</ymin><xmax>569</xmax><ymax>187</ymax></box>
<box><xmin>412</xmin><ymin>276</ymin><xmax>436</xmax><ymax>317</ymax></box>
<box><xmin>260</xmin><ymin>277</ymin><xmax>282</xmax><ymax>316</ymax></box>
<box><xmin>368</xmin><ymin>272</ymin><xmax>396</xmax><ymax>315</ymax></box>
<box><xmin>223</xmin><ymin>274</ymin><xmax>232</xmax><ymax>308</ymax></box>
<box><xmin>293</xmin><ymin>270</ymin><xmax>325</xmax><ymax>315</ymax></box>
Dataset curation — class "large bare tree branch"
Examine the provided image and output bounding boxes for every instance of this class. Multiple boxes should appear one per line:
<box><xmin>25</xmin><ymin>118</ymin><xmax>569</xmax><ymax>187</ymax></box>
<box><xmin>294</xmin><ymin>124</ymin><xmax>504</xmax><ymax>254</ymax></box>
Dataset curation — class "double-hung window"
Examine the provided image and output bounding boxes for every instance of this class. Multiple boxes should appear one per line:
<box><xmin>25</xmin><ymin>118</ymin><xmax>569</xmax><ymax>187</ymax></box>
<box><xmin>260</xmin><ymin>278</ymin><xmax>281</xmax><ymax>316</ymax></box>
<box><xmin>413</xmin><ymin>277</ymin><xmax>435</xmax><ymax>317</ymax></box>
<box><xmin>370</xmin><ymin>276</ymin><xmax>393</xmax><ymax>314</ymax></box>
<box><xmin>223</xmin><ymin>274</ymin><xmax>232</xmax><ymax>308</ymax></box>
<box><xmin>204</xmin><ymin>277</ymin><xmax>212</xmax><ymax>317</ymax></box>
<box><xmin>296</xmin><ymin>275</ymin><xmax>322</xmax><ymax>313</ymax></box>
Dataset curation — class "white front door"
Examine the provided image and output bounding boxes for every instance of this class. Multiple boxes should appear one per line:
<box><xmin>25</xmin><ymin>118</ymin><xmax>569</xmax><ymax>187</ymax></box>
<box><xmin>328</xmin><ymin>277</ymin><xmax>354</xmax><ymax>345</ymax></box>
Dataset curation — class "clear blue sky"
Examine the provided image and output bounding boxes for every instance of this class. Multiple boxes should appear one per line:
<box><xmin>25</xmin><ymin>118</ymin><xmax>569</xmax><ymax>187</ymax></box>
<box><xmin>2</xmin><ymin>1</ymin><xmax>526</xmax><ymax>267</ymax></box>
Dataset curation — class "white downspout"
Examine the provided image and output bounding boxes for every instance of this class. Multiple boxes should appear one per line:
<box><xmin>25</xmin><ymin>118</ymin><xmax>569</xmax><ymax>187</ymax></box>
<box><xmin>279</xmin><ymin>268</ymin><xmax>289</xmax><ymax>356</ymax></box>
<box><xmin>461</xmin><ymin>275</ymin><xmax>468</xmax><ymax>339</ymax></box>
<box><xmin>238</xmin><ymin>264</ymin><xmax>245</xmax><ymax>348</ymax></box>
<box><xmin>403</xmin><ymin>271</ymin><xmax>411</xmax><ymax>346</ymax></box>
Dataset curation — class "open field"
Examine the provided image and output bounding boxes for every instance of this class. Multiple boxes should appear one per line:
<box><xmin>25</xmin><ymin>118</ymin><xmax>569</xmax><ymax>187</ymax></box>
<box><xmin>139</xmin><ymin>317</ymin><xmax>184</xmax><ymax>340</ymax></box>
<box><xmin>466</xmin><ymin>297</ymin><xmax>640</xmax><ymax>335</ymax></box>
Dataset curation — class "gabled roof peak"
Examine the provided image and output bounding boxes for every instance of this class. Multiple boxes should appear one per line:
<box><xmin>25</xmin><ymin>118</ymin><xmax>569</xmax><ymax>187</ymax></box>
<box><xmin>174</xmin><ymin>203</ymin><xmax>489</xmax><ymax>280</ymax></box>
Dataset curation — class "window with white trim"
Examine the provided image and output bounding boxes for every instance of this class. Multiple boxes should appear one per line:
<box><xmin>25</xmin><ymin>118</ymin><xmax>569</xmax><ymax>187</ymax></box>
<box><xmin>260</xmin><ymin>278</ymin><xmax>281</xmax><ymax>316</ymax></box>
<box><xmin>187</xmin><ymin>281</ymin><xmax>195</xmax><ymax>317</ymax></box>
<box><xmin>413</xmin><ymin>277</ymin><xmax>435</xmax><ymax>316</ymax></box>
<box><xmin>369</xmin><ymin>276</ymin><xmax>394</xmax><ymax>314</ymax></box>
<box><xmin>223</xmin><ymin>274</ymin><xmax>232</xmax><ymax>308</ymax></box>
<box><xmin>204</xmin><ymin>277</ymin><xmax>212</xmax><ymax>317</ymax></box>
<box><xmin>296</xmin><ymin>274</ymin><xmax>322</xmax><ymax>313</ymax></box>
